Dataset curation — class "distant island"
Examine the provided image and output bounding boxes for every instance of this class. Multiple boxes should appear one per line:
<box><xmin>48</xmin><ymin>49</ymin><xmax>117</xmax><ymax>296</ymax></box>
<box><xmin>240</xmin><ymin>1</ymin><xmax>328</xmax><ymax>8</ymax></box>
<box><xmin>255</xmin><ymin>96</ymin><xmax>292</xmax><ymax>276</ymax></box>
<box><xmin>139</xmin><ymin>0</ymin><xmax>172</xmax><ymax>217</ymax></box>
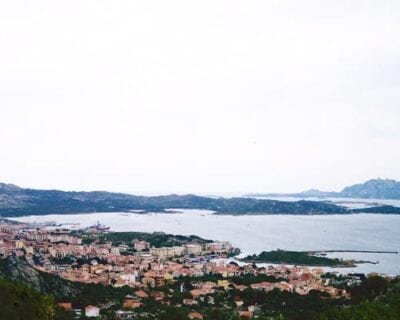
<box><xmin>248</xmin><ymin>178</ymin><xmax>400</xmax><ymax>200</ymax></box>
<box><xmin>1</xmin><ymin>180</ymin><xmax>400</xmax><ymax>217</ymax></box>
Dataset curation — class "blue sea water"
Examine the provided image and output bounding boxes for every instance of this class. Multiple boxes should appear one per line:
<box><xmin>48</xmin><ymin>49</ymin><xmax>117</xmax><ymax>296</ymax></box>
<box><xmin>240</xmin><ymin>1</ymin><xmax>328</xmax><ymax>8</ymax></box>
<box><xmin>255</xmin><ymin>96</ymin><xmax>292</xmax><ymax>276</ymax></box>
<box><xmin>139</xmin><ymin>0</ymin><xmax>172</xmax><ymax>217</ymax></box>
<box><xmin>12</xmin><ymin>210</ymin><xmax>400</xmax><ymax>275</ymax></box>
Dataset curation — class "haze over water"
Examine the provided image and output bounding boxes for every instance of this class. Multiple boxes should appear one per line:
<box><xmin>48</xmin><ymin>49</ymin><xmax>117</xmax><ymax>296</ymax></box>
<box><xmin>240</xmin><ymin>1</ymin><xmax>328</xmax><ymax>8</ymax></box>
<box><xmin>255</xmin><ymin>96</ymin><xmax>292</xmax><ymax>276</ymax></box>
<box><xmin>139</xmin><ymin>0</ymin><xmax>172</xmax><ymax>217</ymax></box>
<box><xmin>12</xmin><ymin>210</ymin><xmax>400</xmax><ymax>275</ymax></box>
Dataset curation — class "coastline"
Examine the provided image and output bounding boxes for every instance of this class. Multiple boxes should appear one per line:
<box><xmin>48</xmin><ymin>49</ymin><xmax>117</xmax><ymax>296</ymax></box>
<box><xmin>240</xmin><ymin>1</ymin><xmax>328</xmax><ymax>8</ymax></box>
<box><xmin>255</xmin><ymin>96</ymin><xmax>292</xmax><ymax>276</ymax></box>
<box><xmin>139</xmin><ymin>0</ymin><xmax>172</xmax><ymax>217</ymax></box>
<box><xmin>8</xmin><ymin>211</ymin><xmax>400</xmax><ymax>275</ymax></box>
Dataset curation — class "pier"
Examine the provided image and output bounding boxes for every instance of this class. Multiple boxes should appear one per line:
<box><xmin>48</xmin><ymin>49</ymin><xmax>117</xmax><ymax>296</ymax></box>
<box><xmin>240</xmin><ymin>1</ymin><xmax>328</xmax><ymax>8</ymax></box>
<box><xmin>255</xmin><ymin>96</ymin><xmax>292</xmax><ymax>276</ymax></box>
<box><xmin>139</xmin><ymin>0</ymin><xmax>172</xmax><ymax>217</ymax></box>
<box><xmin>310</xmin><ymin>250</ymin><xmax>398</xmax><ymax>254</ymax></box>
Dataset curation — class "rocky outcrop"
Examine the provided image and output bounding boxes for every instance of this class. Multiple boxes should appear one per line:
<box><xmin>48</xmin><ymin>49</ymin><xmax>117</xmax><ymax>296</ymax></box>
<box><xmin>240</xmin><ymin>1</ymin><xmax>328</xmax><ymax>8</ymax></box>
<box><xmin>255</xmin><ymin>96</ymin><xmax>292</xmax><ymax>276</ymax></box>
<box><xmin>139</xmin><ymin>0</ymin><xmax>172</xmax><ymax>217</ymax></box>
<box><xmin>0</xmin><ymin>256</ymin><xmax>78</xmax><ymax>298</ymax></box>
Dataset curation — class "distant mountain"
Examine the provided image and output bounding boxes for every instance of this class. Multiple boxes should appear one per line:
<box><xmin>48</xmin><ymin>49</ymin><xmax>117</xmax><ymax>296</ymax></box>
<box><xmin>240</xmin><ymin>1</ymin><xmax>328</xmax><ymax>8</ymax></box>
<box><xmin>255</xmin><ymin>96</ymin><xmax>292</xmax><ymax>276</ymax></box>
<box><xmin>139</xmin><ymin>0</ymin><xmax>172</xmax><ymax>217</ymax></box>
<box><xmin>0</xmin><ymin>182</ymin><xmax>351</xmax><ymax>217</ymax></box>
<box><xmin>247</xmin><ymin>179</ymin><xmax>400</xmax><ymax>200</ymax></box>
<box><xmin>340</xmin><ymin>179</ymin><xmax>400</xmax><ymax>199</ymax></box>
<box><xmin>247</xmin><ymin>190</ymin><xmax>338</xmax><ymax>199</ymax></box>
<box><xmin>298</xmin><ymin>189</ymin><xmax>338</xmax><ymax>197</ymax></box>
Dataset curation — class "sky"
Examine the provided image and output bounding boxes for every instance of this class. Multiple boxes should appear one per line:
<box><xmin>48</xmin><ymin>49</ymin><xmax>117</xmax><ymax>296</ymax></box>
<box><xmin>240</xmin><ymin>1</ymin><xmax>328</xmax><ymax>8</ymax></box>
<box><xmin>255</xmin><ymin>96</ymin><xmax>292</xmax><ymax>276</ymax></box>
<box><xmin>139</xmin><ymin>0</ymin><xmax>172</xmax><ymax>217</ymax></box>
<box><xmin>1</xmin><ymin>1</ymin><xmax>400</xmax><ymax>195</ymax></box>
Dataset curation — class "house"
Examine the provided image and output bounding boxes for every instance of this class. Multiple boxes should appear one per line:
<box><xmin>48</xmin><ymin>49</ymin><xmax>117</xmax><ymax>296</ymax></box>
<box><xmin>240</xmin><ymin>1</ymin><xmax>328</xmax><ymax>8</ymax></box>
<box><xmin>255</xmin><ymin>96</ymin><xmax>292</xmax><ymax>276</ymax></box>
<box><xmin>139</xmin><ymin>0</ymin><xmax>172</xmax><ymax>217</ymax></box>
<box><xmin>57</xmin><ymin>302</ymin><xmax>72</xmax><ymax>310</ymax></box>
<box><xmin>133</xmin><ymin>240</ymin><xmax>150</xmax><ymax>252</ymax></box>
<box><xmin>183</xmin><ymin>298</ymin><xmax>198</xmax><ymax>305</ymax></box>
<box><xmin>142</xmin><ymin>276</ymin><xmax>156</xmax><ymax>288</ymax></box>
<box><xmin>235</xmin><ymin>299</ymin><xmax>244</xmax><ymax>307</ymax></box>
<box><xmin>217</xmin><ymin>280</ymin><xmax>230</xmax><ymax>289</ymax></box>
<box><xmin>234</xmin><ymin>284</ymin><xmax>248</xmax><ymax>291</ymax></box>
<box><xmin>123</xmin><ymin>297</ymin><xmax>142</xmax><ymax>309</ymax></box>
<box><xmin>188</xmin><ymin>311</ymin><xmax>204</xmax><ymax>319</ymax></box>
<box><xmin>85</xmin><ymin>305</ymin><xmax>100</xmax><ymax>318</ymax></box>
<box><xmin>239</xmin><ymin>310</ymin><xmax>253</xmax><ymax>318</ymax></box>
<box><xmin>150</xmin><ymin>290</ymin><xmax>165</xmax><ymax>301</ymax></box>
<box><xmin>135</xmin><ymin>290</ymin><xmax>149</xmax><ymax>299</ymax></box>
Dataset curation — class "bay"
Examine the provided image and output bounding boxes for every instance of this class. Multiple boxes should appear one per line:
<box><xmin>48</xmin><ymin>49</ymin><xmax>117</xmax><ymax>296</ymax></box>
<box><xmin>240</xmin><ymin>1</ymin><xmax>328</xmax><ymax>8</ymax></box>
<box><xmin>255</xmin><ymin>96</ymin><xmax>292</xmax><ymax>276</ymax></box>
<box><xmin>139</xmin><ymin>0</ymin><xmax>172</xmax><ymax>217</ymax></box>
<box><xmin>11</xmin><ymin>210</ymin><xmax>400</xmax><ymax>275</ymax></box>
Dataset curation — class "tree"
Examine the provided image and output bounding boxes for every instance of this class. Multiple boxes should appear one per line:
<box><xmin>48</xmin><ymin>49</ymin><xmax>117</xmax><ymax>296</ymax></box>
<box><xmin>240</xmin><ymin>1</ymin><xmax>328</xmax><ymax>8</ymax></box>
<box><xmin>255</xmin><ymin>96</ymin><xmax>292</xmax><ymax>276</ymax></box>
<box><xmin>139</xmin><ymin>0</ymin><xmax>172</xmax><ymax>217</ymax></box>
<box><xmin>0</xmin><ymin>278</ymin><xmax>55</xmax><ymax>320</ymax></box>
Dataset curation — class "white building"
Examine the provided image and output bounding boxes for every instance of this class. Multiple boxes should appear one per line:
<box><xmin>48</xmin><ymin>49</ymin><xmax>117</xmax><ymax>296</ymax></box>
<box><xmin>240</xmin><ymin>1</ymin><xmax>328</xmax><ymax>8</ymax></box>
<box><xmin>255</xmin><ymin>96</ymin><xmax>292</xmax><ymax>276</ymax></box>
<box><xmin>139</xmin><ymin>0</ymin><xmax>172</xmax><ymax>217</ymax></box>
<box><xmin>85</xmin><ymin>305</ymin><xmax>100</xmax><ymax>318</ymax></box>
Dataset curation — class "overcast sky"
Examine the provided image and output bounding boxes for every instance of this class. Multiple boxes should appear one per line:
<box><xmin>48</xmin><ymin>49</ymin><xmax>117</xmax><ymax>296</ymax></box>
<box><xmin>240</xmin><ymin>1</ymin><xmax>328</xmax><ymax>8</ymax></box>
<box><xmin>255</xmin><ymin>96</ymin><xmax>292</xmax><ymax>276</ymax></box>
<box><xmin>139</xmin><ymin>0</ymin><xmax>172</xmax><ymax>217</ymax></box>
<box><xmin>1</xmin><ymin>1</ymin><xmax>400</xmax><ymax>195</ymax></box>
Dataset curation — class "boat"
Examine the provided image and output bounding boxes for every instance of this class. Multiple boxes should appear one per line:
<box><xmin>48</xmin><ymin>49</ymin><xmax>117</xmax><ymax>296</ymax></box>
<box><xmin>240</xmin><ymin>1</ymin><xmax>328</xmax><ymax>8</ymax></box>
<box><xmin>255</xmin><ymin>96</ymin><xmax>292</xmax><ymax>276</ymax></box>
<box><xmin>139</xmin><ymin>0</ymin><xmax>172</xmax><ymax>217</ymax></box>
<box><xmin>87</xmin><ymin>221</ymin><xmax>111</xmax><ymax>232</ymax></box>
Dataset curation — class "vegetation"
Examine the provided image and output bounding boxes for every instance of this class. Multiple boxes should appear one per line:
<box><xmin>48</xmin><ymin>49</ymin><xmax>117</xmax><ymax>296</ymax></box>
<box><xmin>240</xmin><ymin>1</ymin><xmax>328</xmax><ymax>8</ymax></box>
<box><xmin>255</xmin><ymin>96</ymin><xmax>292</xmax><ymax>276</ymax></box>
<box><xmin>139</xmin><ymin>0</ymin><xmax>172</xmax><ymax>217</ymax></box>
<box><xmin>243</xmin><ymin>250</ymin><xmax>354</xmax><ymax>267</ymax></box>
<box><xmin>49</xmin><ymin>255</ymin><xmax>75</xmax><ymax>265</ymax></box>
<box><xmin>97</xmin><ymin>231</ymin><xmax>212</xmax><ymax>248</ymax></box>
<box><xmin>124</xmin><ymin>276</ymin><xmax>400</xmax><ymax>320</ymax></box>
<box><xmin>316</xmin><ymin>276</ymin><xmax>400</xmax><ymax>320</ymax></box>
<box><xmin>0</xmin><ymin>278</ymin><xmax>55</xmax><ymax>320</ymax></box>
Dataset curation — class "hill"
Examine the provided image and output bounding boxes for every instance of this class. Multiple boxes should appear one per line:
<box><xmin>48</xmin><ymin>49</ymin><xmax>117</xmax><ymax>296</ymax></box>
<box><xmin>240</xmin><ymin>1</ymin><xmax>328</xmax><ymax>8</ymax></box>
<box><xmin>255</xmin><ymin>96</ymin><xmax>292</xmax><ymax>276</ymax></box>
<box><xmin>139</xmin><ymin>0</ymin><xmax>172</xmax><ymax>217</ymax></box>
<box><xmin>0</xmin><ymin>182</ymin><xmax>350</xmax><ymax>216</ymax></box>
<box><xmin>340</xmin><ymin>178</ymin><xmax>400</xmax><ymax>199</ymax></box>
<box><xmin>0</xmin><ymin>277</ymin><xmax>56</xmax><ymax>320</ymax></box>
<box><xmin>0</xmin><ymin>256</ymin><xmax>133</xmax><ymax>306</ymax></box>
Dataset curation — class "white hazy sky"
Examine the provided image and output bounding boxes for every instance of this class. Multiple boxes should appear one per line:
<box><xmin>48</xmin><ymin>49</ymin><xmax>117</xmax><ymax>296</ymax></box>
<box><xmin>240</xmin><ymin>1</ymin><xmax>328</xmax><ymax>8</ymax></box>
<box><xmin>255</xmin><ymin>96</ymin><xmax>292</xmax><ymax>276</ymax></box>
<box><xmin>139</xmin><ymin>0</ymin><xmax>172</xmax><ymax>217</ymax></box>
<box><xmin>1</xmin><ymin>1</ymin><xmax>400</xmax><ymax>195</ymax></box>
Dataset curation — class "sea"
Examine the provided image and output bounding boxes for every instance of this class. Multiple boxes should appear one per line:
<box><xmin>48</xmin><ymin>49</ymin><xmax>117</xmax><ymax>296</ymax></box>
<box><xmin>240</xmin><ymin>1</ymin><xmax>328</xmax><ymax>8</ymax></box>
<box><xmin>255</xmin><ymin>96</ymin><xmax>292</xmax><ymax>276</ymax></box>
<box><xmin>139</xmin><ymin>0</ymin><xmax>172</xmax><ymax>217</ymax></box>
<box><xmin>10</xmin><ymin>197</ymin><xmax>400</xmax><ymax>276</ymax></box>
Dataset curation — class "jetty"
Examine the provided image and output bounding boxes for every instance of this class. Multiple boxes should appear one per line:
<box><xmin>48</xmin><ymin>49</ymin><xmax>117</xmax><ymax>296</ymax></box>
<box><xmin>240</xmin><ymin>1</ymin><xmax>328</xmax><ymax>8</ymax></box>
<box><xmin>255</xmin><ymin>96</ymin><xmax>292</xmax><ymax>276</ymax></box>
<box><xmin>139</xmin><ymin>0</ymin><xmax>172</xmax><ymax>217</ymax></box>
<box><xmin>310</xmin><ymin>250</ymin><xmax>398</xmax><ymax>254</ymax></box>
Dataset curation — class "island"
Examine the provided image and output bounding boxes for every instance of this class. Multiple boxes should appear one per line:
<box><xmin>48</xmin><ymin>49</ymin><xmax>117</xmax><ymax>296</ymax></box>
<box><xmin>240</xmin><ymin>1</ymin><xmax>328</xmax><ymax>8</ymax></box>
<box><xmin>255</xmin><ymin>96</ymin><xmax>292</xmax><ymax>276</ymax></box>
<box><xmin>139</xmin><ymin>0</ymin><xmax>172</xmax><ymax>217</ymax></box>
<box><xmin>247</xmin><ymin>178</ymin><xmax>400</xmax><ymax>200</ymax></box>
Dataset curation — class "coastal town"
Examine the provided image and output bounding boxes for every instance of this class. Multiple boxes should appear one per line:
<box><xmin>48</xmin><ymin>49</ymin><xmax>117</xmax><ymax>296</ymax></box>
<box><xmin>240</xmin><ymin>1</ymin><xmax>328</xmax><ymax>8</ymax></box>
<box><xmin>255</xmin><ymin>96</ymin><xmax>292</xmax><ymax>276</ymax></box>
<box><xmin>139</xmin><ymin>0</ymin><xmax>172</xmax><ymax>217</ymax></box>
<box><xmin>0</xmin><ymin>219</ymin><xmax>366</xmax><ymax>319</ymax></box>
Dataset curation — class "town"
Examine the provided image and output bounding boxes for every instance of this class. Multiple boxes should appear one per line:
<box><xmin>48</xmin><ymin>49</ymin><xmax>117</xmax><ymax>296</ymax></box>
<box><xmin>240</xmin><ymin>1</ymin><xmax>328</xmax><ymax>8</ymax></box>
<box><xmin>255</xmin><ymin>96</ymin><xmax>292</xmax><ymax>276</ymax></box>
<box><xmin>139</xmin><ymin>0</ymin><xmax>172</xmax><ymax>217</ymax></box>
<box><xmin>0</xmin><ymin>219</ymin><xmax>378</xmax><ymax>319</ymax></box>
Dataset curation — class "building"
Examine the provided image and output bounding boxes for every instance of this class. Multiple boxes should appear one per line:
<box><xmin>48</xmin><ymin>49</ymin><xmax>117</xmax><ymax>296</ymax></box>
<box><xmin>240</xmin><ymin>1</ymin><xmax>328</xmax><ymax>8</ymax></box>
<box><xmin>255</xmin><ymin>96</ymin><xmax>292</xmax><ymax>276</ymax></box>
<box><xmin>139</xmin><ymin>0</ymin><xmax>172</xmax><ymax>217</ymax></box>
<box><xmin>85</xmin><ymin>305</ymin><xmax>100</xmax><ymax>318</ymax></box>
<box><xmin>15</xmin><ymin>240</ymin><xmax>25</xmax><ymax>249</ymax></box>
<box><xmin>110</xmin><ymin>247</ymin><xmax>120</xmax><ymax>254</ymax></box>
<box><xmin>57</xmin><ymin>302</ymin><xmax>72</xmax><ymax>311</ymax></box>
<box><xmin>133</xmin><ymin>240</ymin><xmax>150</xmax><ymax>252</ymax></box>
<box><xmin>188</xmin><ymin>312</ymin><xmax>204</xmax><ymax>319</ymax></box>
<box><xmin>217</xmin><ymin>280</ymin><xmax>230</xmax><ymax>289</ymax></box>
<box><xmin>206</xmin><ymin>241</ymin><xmax>232</xmax><ymax>253</ymax></box>
<box><xmin>48</xmin><ymin>234</ymin><xmax>82</xmax><ymax>245</ymax></box>
<box><xmin>185</xmin><ymin>244</ymin><xmax>203</xmax><ymax>255</ymax></box>
<box><xmin>150</xmin><ymin>246</ymin><xmax>185</xmax><ymax>259</ymax></box>
<box><xmin>123</xmin><ymin>296</ymin><xmax>142</xmax><ymax>309</ymax></box>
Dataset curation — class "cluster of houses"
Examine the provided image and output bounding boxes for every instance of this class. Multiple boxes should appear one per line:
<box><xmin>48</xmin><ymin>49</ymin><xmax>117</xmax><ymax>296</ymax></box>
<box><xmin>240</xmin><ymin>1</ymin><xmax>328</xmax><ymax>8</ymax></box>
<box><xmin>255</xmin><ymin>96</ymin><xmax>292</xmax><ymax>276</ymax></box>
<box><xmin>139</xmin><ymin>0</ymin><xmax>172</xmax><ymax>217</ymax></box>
<box><xmin>52</xmin><ymin>263</ymin><xmax>351</xmax><ymax>319</ymax></box>
<box><xmin>0</xmin><ymin>221</ymin><xmax>236</xmax><ymax>289</ymax></box>
<box><xmin>0</xmin><ymin>221</ymin><xmax>353</xmax><ymax>319</ymax></box>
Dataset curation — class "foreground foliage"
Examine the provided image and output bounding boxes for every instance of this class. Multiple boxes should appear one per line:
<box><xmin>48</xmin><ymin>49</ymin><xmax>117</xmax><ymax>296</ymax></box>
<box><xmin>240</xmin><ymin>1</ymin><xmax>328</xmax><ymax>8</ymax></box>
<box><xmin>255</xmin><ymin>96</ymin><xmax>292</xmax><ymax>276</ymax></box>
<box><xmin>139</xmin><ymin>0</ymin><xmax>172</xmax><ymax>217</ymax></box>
<box><xmin>0</xmin><ymin>278</ymin><xmax>55</xmax><ymax>320</ymax></box>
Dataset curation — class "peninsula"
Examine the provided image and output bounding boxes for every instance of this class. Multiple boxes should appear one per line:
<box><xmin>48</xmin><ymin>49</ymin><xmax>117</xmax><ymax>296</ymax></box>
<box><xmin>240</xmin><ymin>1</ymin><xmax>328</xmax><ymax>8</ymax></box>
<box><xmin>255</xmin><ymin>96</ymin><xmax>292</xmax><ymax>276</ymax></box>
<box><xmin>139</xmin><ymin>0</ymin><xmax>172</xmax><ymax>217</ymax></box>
<box><xmin>242</xmin><ymin>250</ymin><xmax>357</xmax><ymax>267</ymax></box>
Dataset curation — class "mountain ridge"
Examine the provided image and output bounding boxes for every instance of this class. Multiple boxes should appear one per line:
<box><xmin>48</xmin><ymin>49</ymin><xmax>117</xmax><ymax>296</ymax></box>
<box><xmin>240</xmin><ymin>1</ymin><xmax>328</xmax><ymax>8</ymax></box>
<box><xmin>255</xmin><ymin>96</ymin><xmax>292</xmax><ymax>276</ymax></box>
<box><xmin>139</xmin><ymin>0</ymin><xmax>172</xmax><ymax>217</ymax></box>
<box><xmin>0</xmin><ymin>182</ymin><xmax>348</xmax><ymax>216</ymax></box>
<box><xmin>1</xmin><ymin>180</ymin><xmax>400</xmax><ymax>217</ymax></box>
<box><xmin>248</xmin><ymin>178</ymin><xmax>400</xmax><ymax>200</ymax></box>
